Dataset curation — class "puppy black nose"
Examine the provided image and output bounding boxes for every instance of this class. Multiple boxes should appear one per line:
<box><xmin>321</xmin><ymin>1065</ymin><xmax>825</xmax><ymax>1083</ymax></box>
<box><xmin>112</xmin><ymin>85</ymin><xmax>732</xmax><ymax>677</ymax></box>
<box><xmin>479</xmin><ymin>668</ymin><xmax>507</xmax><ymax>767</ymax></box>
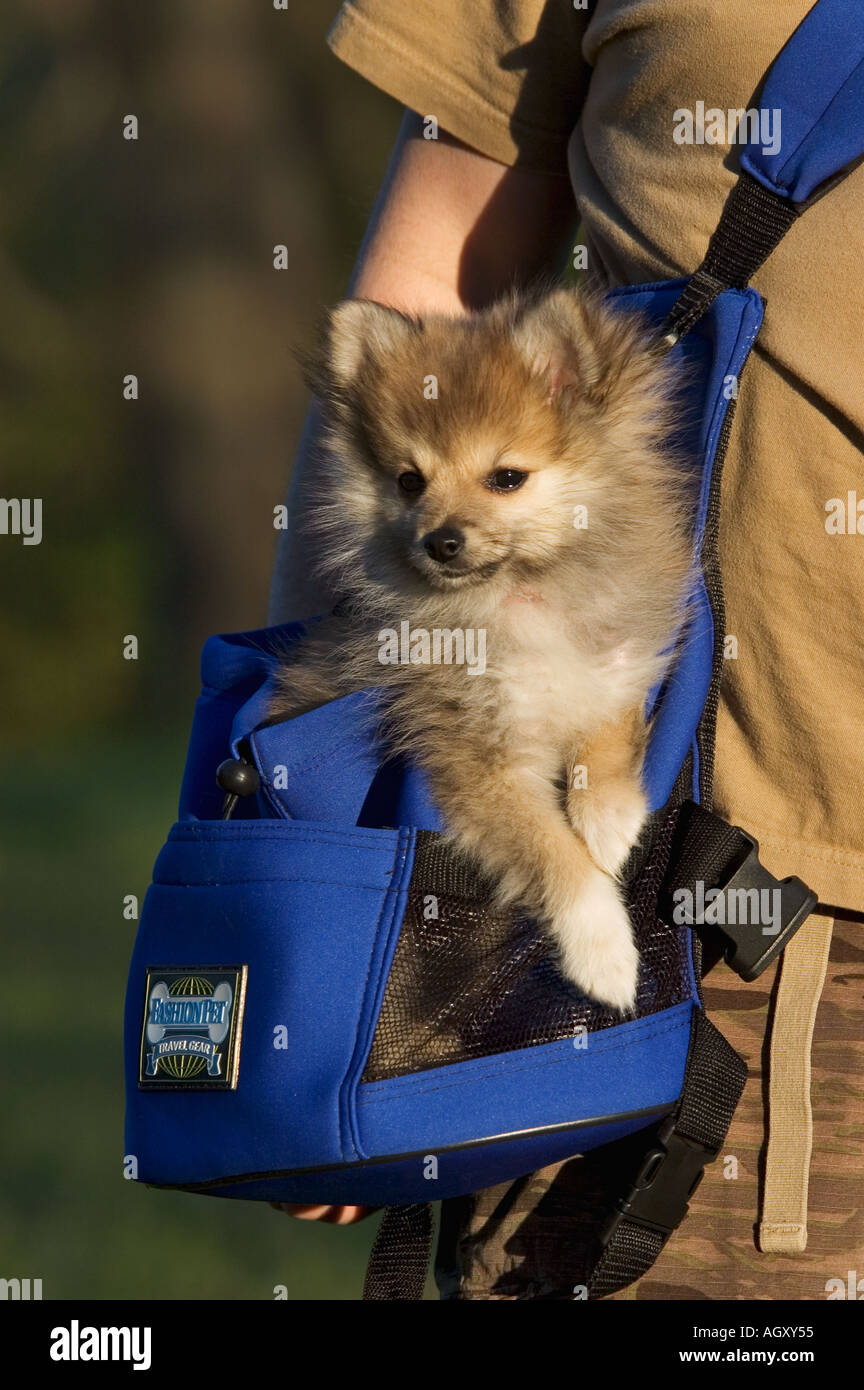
<box><xmin>422</xmin><ymin>525</ymin><xmax>465</xmax><ymax>563</ymax></box>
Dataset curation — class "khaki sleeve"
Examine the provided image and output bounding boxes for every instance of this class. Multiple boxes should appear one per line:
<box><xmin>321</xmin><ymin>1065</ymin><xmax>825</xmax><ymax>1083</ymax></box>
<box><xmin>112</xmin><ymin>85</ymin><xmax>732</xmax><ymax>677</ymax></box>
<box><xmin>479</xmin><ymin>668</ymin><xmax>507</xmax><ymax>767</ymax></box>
<box><xmin>326</xmin><ymin>0</ymin><xmax>591</xmax><ymax>176</ymax></box>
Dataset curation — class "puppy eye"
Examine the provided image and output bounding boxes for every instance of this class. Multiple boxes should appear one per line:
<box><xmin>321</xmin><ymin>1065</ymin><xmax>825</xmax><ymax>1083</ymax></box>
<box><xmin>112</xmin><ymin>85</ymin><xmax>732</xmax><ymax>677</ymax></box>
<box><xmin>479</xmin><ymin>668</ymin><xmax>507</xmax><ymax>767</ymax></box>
<box><xmin>487</xmin><ymin>468</ymin><xmax>527</xmax><ymax>493</ymax></box>
<box><xmin>397</xmin><ymin>471</ymin><xmax>425</xmax><ymax>496</ymax></box>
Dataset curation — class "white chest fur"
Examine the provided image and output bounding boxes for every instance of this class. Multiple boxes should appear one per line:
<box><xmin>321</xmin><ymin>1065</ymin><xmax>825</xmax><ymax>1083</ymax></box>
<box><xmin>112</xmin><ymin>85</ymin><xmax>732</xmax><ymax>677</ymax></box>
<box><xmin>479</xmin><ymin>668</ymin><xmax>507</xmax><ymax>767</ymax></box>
<box><xmin>488</xmin><ymin>595</ymin><xmax>644</xmax><ymax>753</ymax></box>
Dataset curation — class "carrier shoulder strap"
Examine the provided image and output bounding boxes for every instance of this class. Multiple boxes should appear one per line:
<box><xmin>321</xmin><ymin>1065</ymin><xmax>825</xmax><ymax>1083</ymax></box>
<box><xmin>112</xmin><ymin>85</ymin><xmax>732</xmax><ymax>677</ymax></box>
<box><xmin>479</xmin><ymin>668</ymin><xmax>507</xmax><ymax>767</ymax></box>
<box><xmin>665</xmin><ymin>0</ymin><xmax>864</xmax><ymax>343</ymax></box>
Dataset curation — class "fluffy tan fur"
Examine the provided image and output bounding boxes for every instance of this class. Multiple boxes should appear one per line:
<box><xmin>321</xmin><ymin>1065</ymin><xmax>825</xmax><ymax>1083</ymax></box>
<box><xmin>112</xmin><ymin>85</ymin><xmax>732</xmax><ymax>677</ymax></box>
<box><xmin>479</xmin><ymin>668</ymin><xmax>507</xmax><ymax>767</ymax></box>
<box><xmin>270</xmin><ymin>285</ymin><xmax>694</xmax><ymax>1009</ymax></box>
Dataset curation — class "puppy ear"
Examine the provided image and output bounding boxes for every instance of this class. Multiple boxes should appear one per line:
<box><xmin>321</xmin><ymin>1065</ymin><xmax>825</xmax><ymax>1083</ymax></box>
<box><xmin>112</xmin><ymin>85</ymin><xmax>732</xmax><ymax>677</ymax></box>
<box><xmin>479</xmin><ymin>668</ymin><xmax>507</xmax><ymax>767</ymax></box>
<box><xmin>321</xmin><ymin>299</ymin><xmax>422</xmax><ymax>391</ymax></box>
<box><xmin>526</xmin><ymin>347</ymin><xmax>583</xmax><ymax>405</ymax></box>
<box><xmin>511</xmin><ymin>289</ymin><xmax>602</xmax><ymax>404</ymax></box>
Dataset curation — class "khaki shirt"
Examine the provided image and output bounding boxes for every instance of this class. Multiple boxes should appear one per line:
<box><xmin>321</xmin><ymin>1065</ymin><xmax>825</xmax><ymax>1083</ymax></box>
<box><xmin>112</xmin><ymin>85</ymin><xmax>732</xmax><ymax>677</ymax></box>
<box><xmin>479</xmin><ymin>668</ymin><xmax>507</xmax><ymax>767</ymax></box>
<box><xmin>327</xmin><ymin>0</ymin><xmax>864</xmax><ymax>910</ymax></box>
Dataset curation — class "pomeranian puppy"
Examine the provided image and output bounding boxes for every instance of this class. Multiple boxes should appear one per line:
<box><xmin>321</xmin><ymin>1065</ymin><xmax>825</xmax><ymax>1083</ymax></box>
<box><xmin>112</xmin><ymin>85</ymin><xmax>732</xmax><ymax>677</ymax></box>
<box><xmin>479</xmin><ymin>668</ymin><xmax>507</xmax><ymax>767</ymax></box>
<box><xmin>269</xmin><ymin>285</ymin><xmax>693</xmax><ymax>1009</ymax></box>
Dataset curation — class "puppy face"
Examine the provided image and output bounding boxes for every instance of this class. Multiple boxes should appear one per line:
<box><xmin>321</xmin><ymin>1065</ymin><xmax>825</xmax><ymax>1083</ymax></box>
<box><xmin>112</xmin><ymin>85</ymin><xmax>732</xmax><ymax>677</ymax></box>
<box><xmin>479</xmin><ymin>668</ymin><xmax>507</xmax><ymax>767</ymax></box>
<box><xmin>344</xmin><ymin>365</ymin><xmax>587</xmax><ymax>591</ymax></box>
<box><xmin>305</xmin><ymin>289</ymin><xmax>676</xmax><ymax>596</ymax></box>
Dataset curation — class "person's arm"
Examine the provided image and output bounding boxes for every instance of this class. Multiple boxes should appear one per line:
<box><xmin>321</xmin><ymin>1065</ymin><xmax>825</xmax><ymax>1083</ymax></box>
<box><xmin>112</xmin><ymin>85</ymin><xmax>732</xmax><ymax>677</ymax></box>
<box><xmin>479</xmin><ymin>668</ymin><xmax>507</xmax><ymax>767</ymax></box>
<box><xmin>267</xmin><ymin>107</ymin><xmax>577</xmax><ymax>623</ymax></box>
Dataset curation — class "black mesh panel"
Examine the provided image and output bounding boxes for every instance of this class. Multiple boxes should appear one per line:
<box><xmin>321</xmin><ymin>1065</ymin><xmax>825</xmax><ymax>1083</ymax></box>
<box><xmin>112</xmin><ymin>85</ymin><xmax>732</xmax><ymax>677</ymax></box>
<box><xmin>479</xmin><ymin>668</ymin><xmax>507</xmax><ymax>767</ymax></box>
<box><xmin>363</xmin><ymin>800</ymin><xmax>690</xmax><ymax>1084</ymax></box>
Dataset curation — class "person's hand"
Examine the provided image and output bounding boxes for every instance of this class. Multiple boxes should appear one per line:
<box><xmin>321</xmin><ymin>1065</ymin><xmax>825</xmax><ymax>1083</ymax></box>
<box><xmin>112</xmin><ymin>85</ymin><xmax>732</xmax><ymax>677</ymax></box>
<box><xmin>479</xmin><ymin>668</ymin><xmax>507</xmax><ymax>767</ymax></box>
<box><xmin>271</xmin><ymin>1202</ymin><xmax>373</xmax><ymax>1224</ymax></box>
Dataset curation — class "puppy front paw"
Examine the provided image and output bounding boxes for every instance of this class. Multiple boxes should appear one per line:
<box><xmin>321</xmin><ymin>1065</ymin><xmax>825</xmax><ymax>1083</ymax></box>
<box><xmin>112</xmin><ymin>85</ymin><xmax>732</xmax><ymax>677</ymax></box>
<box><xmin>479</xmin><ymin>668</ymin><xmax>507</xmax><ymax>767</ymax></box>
<box><xmin>569</xmin><ymin>780</ymin><xmax>648</xmax><ymax>877</ymax></box>
<box><xmin>551</xmin><ymin>868</ymin><xmax>639</xmax><ymax>1011</ymax></box>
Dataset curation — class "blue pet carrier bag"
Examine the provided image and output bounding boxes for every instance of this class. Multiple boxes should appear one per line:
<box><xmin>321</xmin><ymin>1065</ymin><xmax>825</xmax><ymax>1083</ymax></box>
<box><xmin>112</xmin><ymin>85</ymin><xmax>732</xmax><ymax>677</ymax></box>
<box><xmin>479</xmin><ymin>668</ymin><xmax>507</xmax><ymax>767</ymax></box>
<box><xmin>125</xmin><ymin>0</ymin><xmax>863</xmax><ymax>1298</ymax></box>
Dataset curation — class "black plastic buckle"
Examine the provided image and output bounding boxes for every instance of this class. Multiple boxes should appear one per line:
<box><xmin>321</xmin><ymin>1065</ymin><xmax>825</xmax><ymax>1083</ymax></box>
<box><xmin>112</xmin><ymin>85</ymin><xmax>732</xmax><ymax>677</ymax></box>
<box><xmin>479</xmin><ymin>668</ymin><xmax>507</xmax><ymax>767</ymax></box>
<box><xmin>598</xmin><ymin>1117</ymin><xmax>719</xmax><ymax>1249</ymax></box>
<box><xmin>689</xmin><ymin>828</ymin><xmax>816</xmax><ymax>981</ymax></box>
<box><xmin>663</xmin><ymin>809</ymin><xmax>818</xmax><ymax>982</ymax></box>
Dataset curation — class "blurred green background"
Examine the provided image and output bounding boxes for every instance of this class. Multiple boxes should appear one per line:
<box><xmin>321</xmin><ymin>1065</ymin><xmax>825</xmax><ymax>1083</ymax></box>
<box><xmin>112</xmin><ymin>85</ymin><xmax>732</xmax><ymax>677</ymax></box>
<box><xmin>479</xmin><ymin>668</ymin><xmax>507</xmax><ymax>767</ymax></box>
<box><xmin>0</xmin><ymin>0</ymin><xmax>420</xmax><ymax>1299</ymax></box>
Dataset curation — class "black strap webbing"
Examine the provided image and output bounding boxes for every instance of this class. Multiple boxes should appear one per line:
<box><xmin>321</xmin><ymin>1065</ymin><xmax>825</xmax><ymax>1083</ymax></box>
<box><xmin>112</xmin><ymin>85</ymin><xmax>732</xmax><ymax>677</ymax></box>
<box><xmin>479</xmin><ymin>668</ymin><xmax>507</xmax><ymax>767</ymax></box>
<box><xmin>362</xmin><ymin>1202</ymin><xmax>433</xmax><ymax>1300</ymax></box>
<box><xmin>586</xmin><ymin>1011</ymin><xmax>746</xmax><ymax>1298</ymax></box>
<box><xmin>663</xmin><ymin>171</ymin><xmax>800</xmax><ymax>343</ymax></box>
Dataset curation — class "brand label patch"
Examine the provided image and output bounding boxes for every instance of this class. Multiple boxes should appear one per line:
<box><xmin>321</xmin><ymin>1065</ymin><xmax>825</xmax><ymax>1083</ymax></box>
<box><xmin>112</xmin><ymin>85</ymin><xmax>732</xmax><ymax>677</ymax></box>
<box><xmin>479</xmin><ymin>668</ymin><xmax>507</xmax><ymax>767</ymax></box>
<box><xmin>139</xmin><ymin>965</ymin><xmax>247</xmax><ymax>1089</ymax></box>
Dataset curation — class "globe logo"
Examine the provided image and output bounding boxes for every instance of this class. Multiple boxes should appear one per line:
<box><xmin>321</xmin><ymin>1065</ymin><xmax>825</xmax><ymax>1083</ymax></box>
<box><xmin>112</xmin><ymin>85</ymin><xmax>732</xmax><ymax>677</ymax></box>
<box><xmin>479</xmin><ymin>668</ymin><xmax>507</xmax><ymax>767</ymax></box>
<box><xmin>141</xmin><ymin>966</ymin><xmax>243</xmax><ymax>1087</ymax></box>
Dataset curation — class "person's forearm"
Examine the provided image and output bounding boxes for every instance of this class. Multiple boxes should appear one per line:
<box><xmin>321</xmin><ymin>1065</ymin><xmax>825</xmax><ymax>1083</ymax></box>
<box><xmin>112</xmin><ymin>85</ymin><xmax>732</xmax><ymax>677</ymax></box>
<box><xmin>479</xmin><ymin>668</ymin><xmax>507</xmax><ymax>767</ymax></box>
<box><xmin>268</xmin><ymin>109</ymin><xmax>576</xmax><ymax>623</ymax></box>
<box><xmin>348</xmin><ymin>112</ymin><xmax>577</xmax><ymax>314</ymax></box>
